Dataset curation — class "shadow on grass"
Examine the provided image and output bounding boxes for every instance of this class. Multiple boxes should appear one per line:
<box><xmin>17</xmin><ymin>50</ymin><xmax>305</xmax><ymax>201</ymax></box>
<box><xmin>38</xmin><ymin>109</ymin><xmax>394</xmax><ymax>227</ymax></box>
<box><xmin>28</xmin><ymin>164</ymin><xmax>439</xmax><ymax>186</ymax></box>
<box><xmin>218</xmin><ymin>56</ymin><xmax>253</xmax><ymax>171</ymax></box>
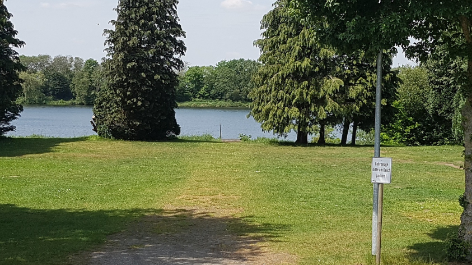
<box><xmin>170</xmin><ymin>138</ymin><xmax>225</xmax><ymax>144</ymax></box>
<box><xmin>0</xmin><ymin>137</ymin><xmax>86</xmax><ymax>157</ymax></box>
<box><xmin>407</xmin><ymin>225</ymin><xmax>459</xmax><ymax>263</ymax></box>
<box><xmin>0</xmin><ymin>204</ymin><xmax>290</xmax><ymax>265</ymax></box>
<box><xmin>247</xmin><ymin>140</ymin><xmax>380</xmax><ymax>148</ymax></box>
<box><xmin>86</xmin><ymin>209</ymin><xmax>292</xmax><ymax>265</ymax></box>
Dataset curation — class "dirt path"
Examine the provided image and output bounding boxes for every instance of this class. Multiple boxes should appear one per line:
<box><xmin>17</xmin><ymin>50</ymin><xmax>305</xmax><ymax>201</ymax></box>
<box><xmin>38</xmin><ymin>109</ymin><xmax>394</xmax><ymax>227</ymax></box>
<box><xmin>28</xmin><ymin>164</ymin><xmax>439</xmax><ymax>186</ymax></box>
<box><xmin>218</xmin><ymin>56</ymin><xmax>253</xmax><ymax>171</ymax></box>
<box><xmin>71</xmin><ymin>205</ymin><xmax>296</xmax><ymax>265</ymax></box>
<box><xmin>70</xmin><ymin>143</ymin><xmax>297</xmax><ymax>265</ymax></box>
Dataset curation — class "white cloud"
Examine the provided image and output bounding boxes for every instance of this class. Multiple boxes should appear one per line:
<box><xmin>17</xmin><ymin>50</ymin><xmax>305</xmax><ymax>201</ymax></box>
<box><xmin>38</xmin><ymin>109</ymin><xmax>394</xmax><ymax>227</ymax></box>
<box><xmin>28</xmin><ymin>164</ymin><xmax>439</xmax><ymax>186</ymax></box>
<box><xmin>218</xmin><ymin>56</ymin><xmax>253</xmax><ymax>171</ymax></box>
<box><xmin>221</xmin><ymin>0</ymin><xmax>254</xmax><ymax>10</ymax></box>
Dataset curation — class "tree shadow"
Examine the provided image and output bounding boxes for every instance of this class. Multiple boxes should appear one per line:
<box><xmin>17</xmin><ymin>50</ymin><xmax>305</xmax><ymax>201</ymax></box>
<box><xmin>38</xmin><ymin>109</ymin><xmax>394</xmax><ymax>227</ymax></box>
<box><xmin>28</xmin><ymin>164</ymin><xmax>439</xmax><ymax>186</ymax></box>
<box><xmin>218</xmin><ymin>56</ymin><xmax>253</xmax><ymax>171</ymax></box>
<box><xmin>260</xmin><ymin>141</ymin><xmax>378</xmax><ymax>148</ymax></box>
<box><xmin>0</xmin><ymin>204</ymin><xmax>291</xmax><ymax>265</ymax></box>
<box><xmin>169</xmin><ymin>138</ymin><xmax>225</xmax><ymax>144</ymax></box>
<box><xmin>0</xmin><ymin>137</ymin><xmax>86</xmax><ymax>157</ymax></box>
<box><xmin>83</xmin><ymin>209</ymin><xmax>292</xmax><ymax>265</ymax></box>
<box><xmin>407</xmin><ymin>225</ymin><xmax>459</xmax><ymax>263</ymax></box>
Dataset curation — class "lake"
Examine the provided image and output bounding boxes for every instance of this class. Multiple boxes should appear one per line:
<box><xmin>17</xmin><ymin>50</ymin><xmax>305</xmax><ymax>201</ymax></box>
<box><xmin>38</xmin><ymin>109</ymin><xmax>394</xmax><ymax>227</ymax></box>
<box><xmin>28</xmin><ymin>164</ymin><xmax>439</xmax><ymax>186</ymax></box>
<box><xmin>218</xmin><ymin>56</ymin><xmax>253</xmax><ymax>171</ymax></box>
<box><xmin>6</xmin><ymin>106</ymin><xmax>301</xmax><ymax>141</ymax></box>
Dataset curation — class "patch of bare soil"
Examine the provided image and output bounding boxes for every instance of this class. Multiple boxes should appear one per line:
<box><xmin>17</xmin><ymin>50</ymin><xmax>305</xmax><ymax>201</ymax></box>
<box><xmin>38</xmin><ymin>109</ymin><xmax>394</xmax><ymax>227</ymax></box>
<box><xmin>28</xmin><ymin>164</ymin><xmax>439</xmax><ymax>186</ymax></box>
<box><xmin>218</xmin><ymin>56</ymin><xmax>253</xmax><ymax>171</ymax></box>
<box><xmin>437</xmin><ymin>162</ymin><xmax>463</xmax><ymax>170</ymax></box>
<box><xmin>70</xmin><ymin>206</ymin><xmax>296</xmax><ymax>265</ymax></box>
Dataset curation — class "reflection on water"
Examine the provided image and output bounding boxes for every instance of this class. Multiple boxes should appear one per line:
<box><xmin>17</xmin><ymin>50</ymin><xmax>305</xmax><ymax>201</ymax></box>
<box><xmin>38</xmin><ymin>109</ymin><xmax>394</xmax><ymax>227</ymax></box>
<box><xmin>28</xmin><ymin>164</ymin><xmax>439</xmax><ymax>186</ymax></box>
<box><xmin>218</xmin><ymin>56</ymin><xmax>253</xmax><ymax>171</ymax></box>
<box><xmin>7</xmin><ymin>106</ymin><xmax>299</xmax><ymax>140</ymax></box>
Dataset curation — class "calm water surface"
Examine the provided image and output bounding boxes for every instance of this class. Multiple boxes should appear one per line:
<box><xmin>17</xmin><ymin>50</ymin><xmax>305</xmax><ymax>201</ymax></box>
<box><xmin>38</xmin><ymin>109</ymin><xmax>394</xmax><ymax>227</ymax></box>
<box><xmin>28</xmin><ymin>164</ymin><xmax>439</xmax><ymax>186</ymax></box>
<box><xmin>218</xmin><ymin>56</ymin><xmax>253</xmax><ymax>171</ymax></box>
<box><xmin>7</xmin><ymin>106</ymin><xmax>298</xmax><ymax>140</ymax></box>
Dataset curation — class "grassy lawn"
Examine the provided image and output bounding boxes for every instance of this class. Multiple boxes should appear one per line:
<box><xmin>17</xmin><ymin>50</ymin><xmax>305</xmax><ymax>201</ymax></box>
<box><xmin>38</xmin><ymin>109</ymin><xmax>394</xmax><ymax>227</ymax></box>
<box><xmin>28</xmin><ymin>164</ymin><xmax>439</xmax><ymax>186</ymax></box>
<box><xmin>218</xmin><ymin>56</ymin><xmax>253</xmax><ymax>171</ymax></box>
<box><xmin>0</xmin><ymin>136</ymin><xmax>464</xmax><ymax>264</ymax></box>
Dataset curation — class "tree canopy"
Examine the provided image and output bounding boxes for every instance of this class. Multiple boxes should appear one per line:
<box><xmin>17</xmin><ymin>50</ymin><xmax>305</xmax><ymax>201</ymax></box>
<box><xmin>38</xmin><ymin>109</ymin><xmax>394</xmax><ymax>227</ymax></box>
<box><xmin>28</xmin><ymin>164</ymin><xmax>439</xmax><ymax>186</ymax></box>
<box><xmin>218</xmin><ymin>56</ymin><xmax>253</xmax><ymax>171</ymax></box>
<box><xmin>71</xmin><ymin>59</ymin><xmax>101</xmax><ymax>105</ymax></box>
<box><xmin>0</xmin><ymin>1</ymin><xmax>24</xmax><ymax>136</ymax></box>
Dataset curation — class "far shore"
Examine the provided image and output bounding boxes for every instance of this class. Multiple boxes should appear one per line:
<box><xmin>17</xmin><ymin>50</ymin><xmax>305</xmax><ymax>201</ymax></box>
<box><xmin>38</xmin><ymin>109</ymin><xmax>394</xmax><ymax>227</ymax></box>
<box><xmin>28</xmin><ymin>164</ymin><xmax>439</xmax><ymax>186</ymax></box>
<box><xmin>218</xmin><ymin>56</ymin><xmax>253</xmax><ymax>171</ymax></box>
<box><xmin>20</xmin><ymin>99</ymin><xmax>251</xmax><ymax>109</ymax></box>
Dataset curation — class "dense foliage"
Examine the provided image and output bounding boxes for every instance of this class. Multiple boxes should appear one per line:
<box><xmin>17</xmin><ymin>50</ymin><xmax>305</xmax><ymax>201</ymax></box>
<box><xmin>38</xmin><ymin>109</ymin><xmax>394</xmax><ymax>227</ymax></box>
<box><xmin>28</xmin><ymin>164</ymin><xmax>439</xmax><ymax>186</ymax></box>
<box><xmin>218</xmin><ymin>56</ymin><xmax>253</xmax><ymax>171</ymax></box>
<box><xmin>249</xmin><ymin>0</ymin><xmax>342</xmax><ymax>144</ymax></box>
<box><xmin>291</xmin><ymin>0</ymin><xmax>472</xmax><ymax>256</ymax></box>
<box><xmin>0</xmin><ymin>1</ymin><xmax>24</xmax><ymax>136</ymax></box>
<box><xmin>176</xmin><ymin>59</ymin><xmax>260</xmax><ymax>102</ymax></box>
<box><xmin>249</xmin><ymin>0</ymin><xmax>399</xmax><ymax>145</ymax></box>
<box><xmin>384</xmin><ymin>62</ymin><xmax>465</xmax><ymax>145</ymax></box>
<box><xmin>335</xmin><ymin>53</ymin><xmax>399</xmax><ymax>145</ymax></box>
<box><xmin>19</xmin><ymin>55</ymin><xmax>101</xmax><ymax>105</ymax></box>
<box><xmin>94</xmin><ymin>0</ymin><xmax>185</xmax><ymax>140</ymax></box>
<box><xmin>71</xmin><ymin>59</ymin><xmax>102</xmax><ymax>105</ymax></box>
<box><xmin>19</xmin><ymin>55</ymin><xmax>257</xmax><ymax>106</ymax></box>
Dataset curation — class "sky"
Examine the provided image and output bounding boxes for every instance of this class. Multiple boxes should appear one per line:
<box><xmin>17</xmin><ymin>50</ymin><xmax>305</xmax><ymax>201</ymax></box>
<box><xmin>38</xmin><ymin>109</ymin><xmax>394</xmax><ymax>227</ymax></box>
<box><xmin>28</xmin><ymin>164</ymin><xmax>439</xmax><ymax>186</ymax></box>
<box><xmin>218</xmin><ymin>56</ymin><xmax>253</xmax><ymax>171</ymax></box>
<box><xmin>6</xmin><ymin>0</ymin><xmax>416</xmax><ymax>67</ymax></box>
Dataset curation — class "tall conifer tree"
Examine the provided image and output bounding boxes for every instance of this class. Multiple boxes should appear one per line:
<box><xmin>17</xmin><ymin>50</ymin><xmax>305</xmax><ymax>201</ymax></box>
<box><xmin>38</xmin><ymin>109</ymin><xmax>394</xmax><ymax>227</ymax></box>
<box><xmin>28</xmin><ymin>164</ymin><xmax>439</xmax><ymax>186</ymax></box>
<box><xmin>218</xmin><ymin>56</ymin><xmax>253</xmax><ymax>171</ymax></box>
<box><xmin>0</xmin><ymin>0</ymin><xmax>24</xmax><ymax>136</ymax></box>
<box><xmin>95</xmin><ymin>0</ymin><xmax>186</xmax><ymax>140</ymax></box>
<box><xmin>250</xmin><ymin>0</ymin><xmax>342</xmax><ymax>144</ymax></box>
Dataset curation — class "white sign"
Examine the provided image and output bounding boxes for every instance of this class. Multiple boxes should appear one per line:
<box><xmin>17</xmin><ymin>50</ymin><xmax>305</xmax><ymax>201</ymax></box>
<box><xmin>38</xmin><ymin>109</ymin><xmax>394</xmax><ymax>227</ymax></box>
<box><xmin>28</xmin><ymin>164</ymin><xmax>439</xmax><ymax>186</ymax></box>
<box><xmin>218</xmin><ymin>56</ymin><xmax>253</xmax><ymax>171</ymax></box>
<box><xmin>371</xmin><ymin>157</ymin><xmax>392</xmax><ymax>184</ymax></box>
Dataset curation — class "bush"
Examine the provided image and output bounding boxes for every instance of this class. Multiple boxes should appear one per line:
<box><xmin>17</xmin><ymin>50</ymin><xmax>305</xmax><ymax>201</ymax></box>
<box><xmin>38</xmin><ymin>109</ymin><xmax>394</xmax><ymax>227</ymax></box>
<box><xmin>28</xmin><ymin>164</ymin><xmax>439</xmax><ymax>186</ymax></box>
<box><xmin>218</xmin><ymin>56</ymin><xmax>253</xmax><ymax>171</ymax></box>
<box><xmin>239</xmin><ymin>134</ymin><xmax>252</xmax><ymax>141</ymax></box>
<box><xmin>356</xmin><ymin>129</ymin><xmax>375</xmax><ymax>145</ymax></box>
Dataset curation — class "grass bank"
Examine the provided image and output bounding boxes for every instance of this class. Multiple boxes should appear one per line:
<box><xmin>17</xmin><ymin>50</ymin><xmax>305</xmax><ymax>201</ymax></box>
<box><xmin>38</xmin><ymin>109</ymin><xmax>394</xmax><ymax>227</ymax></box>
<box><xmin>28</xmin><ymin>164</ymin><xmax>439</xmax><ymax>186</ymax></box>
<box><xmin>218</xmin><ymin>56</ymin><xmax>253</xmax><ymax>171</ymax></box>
<box><xmin>177</xmin><ymin>99</ymin><xmax>250</xmax><ymax>108</ymax></box>
<box><xmin>0</xmin><ymin>136</ymin><xmax>464</xmax><ymax>264</ymax></box>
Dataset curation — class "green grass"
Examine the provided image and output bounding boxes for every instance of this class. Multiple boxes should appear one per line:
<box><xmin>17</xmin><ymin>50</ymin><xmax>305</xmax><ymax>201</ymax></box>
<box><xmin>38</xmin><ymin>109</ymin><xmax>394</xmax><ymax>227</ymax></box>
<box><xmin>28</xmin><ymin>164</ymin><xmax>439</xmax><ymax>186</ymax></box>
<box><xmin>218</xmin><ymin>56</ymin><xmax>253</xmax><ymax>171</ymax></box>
<box><xmin>0</xmin><ymin>137</ymin><xmax>465</xmax><ymax>264</ymax></box>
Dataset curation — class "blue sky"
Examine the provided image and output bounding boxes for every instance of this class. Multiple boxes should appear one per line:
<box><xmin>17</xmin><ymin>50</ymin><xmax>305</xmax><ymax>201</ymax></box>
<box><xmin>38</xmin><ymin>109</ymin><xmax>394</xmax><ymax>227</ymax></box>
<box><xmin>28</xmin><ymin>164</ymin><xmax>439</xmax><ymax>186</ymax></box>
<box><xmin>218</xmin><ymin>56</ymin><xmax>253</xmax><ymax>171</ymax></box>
<box><xmin>6</xmin><ymin>0</ymin><xmax>415</xmax><ymax>67</ymax></box>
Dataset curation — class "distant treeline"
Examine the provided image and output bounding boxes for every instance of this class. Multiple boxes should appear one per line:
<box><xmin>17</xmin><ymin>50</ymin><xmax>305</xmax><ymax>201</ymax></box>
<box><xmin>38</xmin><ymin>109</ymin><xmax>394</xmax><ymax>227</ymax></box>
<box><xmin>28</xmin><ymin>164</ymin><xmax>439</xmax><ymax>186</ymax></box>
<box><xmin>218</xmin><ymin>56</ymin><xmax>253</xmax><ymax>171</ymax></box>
<box><xmin>18</xmin><ymin>55</ymin><xmax>259</xmax><ymax>105</ymax></box>
<box><xmin>19</xmin><ymin>55</ymin><xmax>102</xmax><ymax>105</ymax></box>
<box><xmin>176</xmin><ymin>59</ymin><xmax>260</xmax><ymax>102</ymax></box>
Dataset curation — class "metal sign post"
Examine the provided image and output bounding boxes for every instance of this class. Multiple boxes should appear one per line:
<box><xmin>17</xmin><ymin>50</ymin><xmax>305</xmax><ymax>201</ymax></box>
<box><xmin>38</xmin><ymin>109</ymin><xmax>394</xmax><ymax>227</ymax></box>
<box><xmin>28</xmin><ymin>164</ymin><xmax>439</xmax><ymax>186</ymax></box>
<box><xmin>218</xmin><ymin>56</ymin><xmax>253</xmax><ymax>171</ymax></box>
<box><xmin>372</xmin><ymin>51</ymin><xmax>383</xmax><ymax>256</ymax></box>
<box><xmin>371</xmin><ymin>157</ymin><xmax>392</xmax><ymax>265</ymax></box>
<box><xmin>376</xmin><ymin>183</ymin><xmax>384</xmax><ymax>265</ymax></box>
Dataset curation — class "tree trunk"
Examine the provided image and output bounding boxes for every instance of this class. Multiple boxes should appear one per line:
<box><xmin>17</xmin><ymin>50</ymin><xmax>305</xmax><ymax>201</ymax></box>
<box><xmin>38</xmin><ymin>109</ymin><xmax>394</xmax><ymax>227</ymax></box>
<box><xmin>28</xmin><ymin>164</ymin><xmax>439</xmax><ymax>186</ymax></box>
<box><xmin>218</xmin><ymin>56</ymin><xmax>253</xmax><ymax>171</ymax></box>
<box><xmin>460</xmin><ymin>65</ymin><xmax>472</xmax><ymax>257</ymax></box>
<box><xmin>351</xmin><ymin>120</ymin><xmax>358</xmax><ymax>146</ymax></box>
<box><xmin>459</xmin><ymin>15</ymin><xmax>472</xmax><ymax>257</ymax></box>
<box><xmin>318</xmin><ymin>123</ymin><xmax>326</xmax><ymax>145</ymax></box>
<box><xmin>341</xmin><ymin>119</ymin><xmax>350</xmax><ymax>145</ymax></box>
<box><xmin>296</xmin><ymin>130</ymin><xmax>308</xmax><ymax>144</ymax></box>
<box><xmin>461</xmin><ymin>98</ymin><xmax>472</xmax><ymax>257</ymax></box>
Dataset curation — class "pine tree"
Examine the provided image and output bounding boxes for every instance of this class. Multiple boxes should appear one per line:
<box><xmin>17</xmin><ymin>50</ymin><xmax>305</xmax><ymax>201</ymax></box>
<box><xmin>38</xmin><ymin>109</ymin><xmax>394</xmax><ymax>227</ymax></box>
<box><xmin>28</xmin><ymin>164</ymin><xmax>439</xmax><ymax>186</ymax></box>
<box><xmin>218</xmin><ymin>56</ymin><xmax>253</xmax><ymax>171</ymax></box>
<box><xmin>0</xmin><ymin>0</ymin><xmax>25</xmax><ymax>136</ymax></box>
<box><xmin>94</xmin><ymin>0</ymin><xmax>186</xmax><ymax>140</ymax></box>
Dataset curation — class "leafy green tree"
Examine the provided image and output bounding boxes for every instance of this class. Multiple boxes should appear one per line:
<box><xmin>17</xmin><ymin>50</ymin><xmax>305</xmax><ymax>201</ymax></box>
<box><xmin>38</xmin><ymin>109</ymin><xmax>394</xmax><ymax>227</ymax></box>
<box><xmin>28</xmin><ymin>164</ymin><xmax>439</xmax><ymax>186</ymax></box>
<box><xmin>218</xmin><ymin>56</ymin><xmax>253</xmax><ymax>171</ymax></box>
<box><xmin>384</xmin><ymin>63</ymin><xmax>463</xmax><ymax>145</ymax></box>
<box><xmin>43</xmin><ymin>71</ymin><xmax>73</xmax><ymax>100</ymax></box>
<box><xmin>18</xmin><ymin>71</ymin><xmax>46</xmax><ymax>104</ymax></box>
<box><xmin>71</xmin><ymin>59</ymin><xmax>100</xmax><ymax>105</ymax></box>
<box><xmin>94</xmin><ymin>0</ymin><xmax>186</xmax><ymax>140</ymax></box>
<box><xmin>44</xmin><ymin>56</ymin><xmax>77</xmax><ymax>80</ymax></box>
<box><xmin>384</xmin><ymin>66</ymin><xmax>432</xmax><ymax>144</ymax></box>
<box><xmin>249</xmin><ymin>0</ymin><xmax>342</xmax><ymax>144</ymax></box>
<box><xmin>348</xmin><ymin>58</ymin><xmax>399</xmax><ymax>146</ymax></box>
<box><xmin>210</xmin><ymin>59</ymin><xmax>260</xmax><ymax>102</ymax></box>
<box><xmin>42</xmin><ymin>56</ymin><xmax>83</xmax><ymax>100</ymax></box>
<box><xmin>291</xmin><ymin>0</ymin><xmax>472</xmax><ymax>254</ymax></box>
<box><xmin>176</xmin><ymin>66</ymin><xmax>209</xmax><ymax>101</ymax></box>
<box><xmin>332</xmin><ymin>52</ymin><xmax>398</xmax><ymax>145</ymax></box>
<box><xmin>0</xmin><ymin>0</ymin><xmax>24</xmax><ymax>135</ymax></box>
<box><xmin>19</xmin><ymin>55</ymin><xmax>90</xmax><ymax>102</ymax></box>
<box><xmin>19</xmin><ymin>55</ymin><xmax>51</xmax><ymax>73</ymax></box>
<box><xmin>424</xmin><ymin>41</ymin><xmax>467</xmax><ymax>144</ymax></box>
<box><xmin>176</xmin><ymin>60</ymin><xmax>259</xmax><ymax>102</ymax></box>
